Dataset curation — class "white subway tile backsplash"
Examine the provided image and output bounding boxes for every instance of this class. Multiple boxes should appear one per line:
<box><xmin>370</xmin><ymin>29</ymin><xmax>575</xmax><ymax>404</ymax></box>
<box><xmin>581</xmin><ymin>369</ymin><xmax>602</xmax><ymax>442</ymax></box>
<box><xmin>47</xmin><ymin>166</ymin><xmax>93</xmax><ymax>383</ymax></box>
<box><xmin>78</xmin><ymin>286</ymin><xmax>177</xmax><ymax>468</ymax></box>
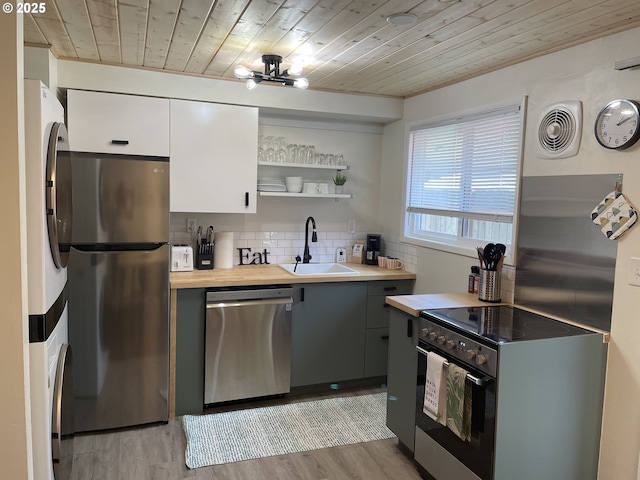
<box><xmin>168</xmin><ymin>226</ymin><xmax>419</xmax><ymax>272</ymax></box>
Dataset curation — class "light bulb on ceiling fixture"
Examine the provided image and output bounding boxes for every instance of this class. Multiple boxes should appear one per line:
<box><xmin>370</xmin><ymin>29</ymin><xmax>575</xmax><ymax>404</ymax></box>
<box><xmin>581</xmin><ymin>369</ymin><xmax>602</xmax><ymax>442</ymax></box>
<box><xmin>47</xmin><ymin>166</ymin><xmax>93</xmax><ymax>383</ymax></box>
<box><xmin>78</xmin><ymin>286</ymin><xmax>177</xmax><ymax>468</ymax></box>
<box><xmin>246</xmin><ymin>78</ymin><xmax>259</xmax><ymax>90</ymax></box>
<box><xmin>234</xmin><ymin>64</ymin><xmax>253</xmax><ymax>79</ymax></box>
<box><xmin>293</xmin><ymin>78</ymin><xmax>309</xmax><ymax>89</ymax></box>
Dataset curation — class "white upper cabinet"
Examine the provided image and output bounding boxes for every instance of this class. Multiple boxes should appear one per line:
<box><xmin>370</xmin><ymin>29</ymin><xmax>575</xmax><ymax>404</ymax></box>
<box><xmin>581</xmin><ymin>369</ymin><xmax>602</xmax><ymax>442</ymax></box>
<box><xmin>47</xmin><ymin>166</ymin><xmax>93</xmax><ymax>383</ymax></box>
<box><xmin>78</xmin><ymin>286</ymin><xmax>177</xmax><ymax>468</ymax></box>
<box><xmin>170</xmin><ymin>99</ymin><xmax>258</xmax><ymax>213</ymax></box>
<box><xmin>67</xmin><ymin>90</ymin><xmax>170</xmax><ymax>157</ymax></box>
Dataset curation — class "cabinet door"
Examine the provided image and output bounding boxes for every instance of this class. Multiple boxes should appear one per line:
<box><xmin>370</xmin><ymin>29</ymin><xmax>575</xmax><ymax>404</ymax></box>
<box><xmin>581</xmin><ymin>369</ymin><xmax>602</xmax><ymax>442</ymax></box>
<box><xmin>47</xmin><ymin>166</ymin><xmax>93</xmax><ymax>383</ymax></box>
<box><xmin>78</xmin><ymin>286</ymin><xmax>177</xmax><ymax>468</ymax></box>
<box><xmin>364</xmin><ymin>327</ymin><xmax>389</xmax><ymax>377</ymax></box>
<box><xmin>175</xmin><ymin>288</ymin><xmax>205</xmax><ymax>416</ymax></box>
<box><xmin>170</xmin><ymin>99</ymin><xmax>258</xmax><ymax>213</ymax></box>
<box><xmin>291</xmin><ymin>283</ymin><xmax>367</xmax><ymax>387</ymax></box>
<box><xmin>386</xmin><ymin>308</ymin><xmax>418</xmax><ymax>452</ymax></box>
<box><xmin>67</xmin><ymin>90</ymin><xmax>169</xmax><ymax>156</ymax></box>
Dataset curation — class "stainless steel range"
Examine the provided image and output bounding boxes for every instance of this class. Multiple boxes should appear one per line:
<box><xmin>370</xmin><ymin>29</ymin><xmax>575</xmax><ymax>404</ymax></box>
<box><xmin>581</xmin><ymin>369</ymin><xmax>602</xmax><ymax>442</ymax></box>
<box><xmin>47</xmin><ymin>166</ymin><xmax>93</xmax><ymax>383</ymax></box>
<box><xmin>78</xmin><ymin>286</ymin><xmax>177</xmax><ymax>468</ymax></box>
<box><xmin>415</xmin><ymin>305</ymin><xmax>607</xmax><ymax>480</ymax></box>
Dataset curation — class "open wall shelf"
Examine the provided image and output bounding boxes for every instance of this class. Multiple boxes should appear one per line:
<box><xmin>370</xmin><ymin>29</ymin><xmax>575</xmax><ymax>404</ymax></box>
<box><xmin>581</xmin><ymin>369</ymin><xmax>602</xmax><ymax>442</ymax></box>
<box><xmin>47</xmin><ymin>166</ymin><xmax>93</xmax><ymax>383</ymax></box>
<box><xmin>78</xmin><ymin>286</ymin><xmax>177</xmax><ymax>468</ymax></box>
<box><xmin>258</xmin><ymin>192</ymin><xmax>353</xmax><ymax>199</ymax></box>
<box><xmin>258</xmin><ymin>161</ymin><xmax>349</xmax><ymax>171</ymax></box>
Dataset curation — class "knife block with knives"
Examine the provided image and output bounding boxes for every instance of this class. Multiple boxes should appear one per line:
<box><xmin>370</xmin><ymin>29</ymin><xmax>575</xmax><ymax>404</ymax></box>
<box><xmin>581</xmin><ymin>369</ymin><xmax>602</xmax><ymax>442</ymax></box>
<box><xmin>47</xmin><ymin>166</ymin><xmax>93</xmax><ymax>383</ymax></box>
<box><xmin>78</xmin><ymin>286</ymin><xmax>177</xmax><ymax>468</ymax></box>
<box><xmin>196</xmin><ymin>226</ymin><xmax>214</xmax><ymax>270</ymax></box>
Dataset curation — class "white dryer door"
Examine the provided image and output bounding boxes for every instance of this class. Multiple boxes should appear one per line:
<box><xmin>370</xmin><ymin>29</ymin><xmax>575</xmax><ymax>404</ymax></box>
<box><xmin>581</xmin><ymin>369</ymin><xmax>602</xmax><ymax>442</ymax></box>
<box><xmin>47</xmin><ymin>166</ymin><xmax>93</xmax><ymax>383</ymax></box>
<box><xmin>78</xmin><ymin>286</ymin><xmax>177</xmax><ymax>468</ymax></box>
<box><xmin>46</xmin><ymin>122</ymin><xmax>72</xmax><ymax>268</ymax></box>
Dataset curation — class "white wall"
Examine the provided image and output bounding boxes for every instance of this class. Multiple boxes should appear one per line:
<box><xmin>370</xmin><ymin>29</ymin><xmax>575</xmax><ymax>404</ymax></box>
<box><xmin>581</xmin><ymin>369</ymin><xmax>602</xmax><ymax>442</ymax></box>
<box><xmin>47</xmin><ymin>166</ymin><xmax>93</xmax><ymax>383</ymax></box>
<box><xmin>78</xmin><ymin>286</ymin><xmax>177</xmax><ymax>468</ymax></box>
<box><xmin>379</xmin><ymin>26</ymin><xmax>640</xmax><ymax>479</ymax></box>
<box><xmin>1</xmin><ymin>12</ymin><xmax>33</xmax><ymax>480</ymax></box>
<box><xmin>24</xmin><ymin>46</ymin><xmax>57</xmax><ymax>92</ymax></box>
<box><xmin>57</xmin><ymin>60</ymin><xmax>403</xmax><ymax>124</ymax></box>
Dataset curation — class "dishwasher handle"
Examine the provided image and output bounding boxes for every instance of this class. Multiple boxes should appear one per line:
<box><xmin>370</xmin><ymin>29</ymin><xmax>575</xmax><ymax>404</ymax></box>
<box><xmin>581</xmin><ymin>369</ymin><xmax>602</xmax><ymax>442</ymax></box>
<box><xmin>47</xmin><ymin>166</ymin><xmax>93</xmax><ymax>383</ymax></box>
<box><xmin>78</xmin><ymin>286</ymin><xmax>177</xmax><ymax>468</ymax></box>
<box><xmin>206</xmin><ymin>296</ymin><xmax>293</xmax><ymax>309</ymax></box>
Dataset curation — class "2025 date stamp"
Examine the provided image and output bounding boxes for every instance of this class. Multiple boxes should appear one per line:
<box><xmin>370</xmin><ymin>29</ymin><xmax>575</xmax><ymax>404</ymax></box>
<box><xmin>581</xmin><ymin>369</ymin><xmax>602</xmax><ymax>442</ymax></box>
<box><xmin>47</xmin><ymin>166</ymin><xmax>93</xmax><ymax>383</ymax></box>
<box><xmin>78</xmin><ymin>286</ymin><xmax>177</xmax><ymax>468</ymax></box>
<box><xmin>3</xmin><ymin>2</ymin><xmax>47</xmax><ymax>14</ymax></box>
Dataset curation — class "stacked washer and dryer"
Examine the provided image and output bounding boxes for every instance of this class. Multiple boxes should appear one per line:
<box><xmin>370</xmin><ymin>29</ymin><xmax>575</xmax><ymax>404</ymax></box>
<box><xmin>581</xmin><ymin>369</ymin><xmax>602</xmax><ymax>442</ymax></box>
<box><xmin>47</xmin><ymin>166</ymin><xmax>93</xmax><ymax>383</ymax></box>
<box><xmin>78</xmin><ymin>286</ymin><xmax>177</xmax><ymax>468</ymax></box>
<box><xmin>24</xmin><ymin>79</ymin><xmax>74</xmax><ymax>480</ymax></box>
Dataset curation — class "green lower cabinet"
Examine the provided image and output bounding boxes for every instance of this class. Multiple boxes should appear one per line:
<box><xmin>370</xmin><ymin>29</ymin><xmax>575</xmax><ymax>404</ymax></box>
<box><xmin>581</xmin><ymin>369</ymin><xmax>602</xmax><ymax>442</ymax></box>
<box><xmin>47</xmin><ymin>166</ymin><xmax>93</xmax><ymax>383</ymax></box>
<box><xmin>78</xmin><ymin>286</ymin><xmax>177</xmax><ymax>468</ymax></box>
<box><xmin>365</xmin><ymin>280</ymin><xmax>415</xmax><ymax>377</ymax></box>
<box><xmin>386</xmin><ymin>307</ymin><xmax>418</xmax><ymax>452</ymax></box>
<box><xmin>173</xmin><ymin>279</ymin><xmax>414</xmax><ymax>415</ymax></box>
<box><xmin>175</xmin><ymin>288</ymin><xmax>205</xmax><ymax>416</ymax></box>
<box><xmin>291</xmin><ymin>282</ymin><xmax>367</xmax><ymax>387</ymax></box>
<box><xmin>364</xmin><ymin>327</ymin><xmax>389</xmax><ymax>377</ymax></box>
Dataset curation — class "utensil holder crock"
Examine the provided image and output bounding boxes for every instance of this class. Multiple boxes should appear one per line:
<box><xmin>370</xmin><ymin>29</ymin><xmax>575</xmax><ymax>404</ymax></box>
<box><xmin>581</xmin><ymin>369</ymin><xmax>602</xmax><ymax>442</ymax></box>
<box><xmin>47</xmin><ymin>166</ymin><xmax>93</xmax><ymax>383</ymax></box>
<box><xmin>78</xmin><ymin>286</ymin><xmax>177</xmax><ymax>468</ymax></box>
<box><xmin>478</xmin><ymin>269</ymin><xmax>501</xmax><ymax>302</ymax></box>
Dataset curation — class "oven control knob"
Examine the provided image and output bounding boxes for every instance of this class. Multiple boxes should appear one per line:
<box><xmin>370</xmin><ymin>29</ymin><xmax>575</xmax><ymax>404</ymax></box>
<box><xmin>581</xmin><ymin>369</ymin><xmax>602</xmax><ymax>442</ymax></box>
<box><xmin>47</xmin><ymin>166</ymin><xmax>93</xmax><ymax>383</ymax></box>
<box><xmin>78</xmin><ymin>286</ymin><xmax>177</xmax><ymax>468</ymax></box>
<box><xmin>429</xmin><ymin>332</ymin><xmax>438</xmax><ymax>341</ymax></box>
<box><xmin>421</xmin><ymin>328</ymin><xmax>429</xmax><ymax>337</ymax></box>
<box><xmin>437</xmin><ymin>335</ymin><xmax>446</xmax><ymax>345</ymax></box>
<box><xmin>466</xmin><ymin>349</ymin><xmax>476</xmax><ymax>360</ymax></box>
<box><xmin>476</xmin><ymin>353</ymin><xmax>488</xmax><ymax>365</ymax></box>
<box><xmin>446</xmin><ymin>340</ymin><xmax>456</xmax><ymax>350</ymax></box>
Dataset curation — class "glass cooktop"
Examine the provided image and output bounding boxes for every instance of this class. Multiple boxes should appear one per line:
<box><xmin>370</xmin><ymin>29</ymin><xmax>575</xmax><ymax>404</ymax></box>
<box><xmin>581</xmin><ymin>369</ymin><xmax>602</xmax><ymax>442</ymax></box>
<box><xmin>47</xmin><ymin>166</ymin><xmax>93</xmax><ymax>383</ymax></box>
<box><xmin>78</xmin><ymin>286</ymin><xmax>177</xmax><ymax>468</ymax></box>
<box><xmin>421</xmin><ymin>305</ymin><xmax>593</xmax><ymax>344</ymax></box>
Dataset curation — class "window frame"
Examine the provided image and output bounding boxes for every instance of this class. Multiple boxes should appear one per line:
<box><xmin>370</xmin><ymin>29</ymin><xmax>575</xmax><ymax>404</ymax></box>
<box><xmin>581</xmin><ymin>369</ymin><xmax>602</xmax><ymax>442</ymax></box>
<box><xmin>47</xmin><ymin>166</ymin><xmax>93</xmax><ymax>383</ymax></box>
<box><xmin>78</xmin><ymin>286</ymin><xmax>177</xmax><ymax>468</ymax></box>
<box><xmin>400</xmin><ymin>98</ymin><xmax>527</xmax><ymax>264</ymax></box>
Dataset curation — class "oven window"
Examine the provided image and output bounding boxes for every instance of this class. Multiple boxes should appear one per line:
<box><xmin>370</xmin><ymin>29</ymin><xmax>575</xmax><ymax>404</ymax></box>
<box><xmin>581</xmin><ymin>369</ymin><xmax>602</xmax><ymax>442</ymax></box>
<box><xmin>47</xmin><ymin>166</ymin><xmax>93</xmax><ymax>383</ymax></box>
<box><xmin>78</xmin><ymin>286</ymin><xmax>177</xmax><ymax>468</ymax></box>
<box><xmin>416</xmin><ymin>346</ymin><xmax>496</xmax><ymax>480</ymax></box>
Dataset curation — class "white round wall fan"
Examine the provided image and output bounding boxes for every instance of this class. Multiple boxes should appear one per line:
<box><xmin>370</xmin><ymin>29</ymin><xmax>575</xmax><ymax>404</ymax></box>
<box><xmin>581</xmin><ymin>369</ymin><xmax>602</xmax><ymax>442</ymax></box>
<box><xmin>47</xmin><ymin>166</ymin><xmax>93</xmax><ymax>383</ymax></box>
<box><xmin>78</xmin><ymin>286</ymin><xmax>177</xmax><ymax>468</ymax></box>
<box><xmin>536</xmin><ymin>101</ymin><xmax>582</xmax><ymax>159</ymax></box>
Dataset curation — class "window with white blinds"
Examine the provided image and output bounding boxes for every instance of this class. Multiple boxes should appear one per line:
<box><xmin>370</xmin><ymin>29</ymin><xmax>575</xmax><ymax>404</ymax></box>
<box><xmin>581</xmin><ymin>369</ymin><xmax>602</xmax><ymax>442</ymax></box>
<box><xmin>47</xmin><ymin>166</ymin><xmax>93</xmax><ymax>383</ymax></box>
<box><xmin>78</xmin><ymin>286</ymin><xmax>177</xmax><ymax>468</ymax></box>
<box><xmin>405</xmin><ymin>103</ymin><xmax>522</xmax><ymax>248</ymax></box>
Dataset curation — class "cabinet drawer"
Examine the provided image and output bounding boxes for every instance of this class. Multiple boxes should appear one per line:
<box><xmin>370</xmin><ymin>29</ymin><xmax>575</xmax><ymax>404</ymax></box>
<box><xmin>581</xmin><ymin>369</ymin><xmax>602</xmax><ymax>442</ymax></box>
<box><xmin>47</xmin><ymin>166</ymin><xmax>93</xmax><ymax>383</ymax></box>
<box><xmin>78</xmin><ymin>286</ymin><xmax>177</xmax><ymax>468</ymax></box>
<box><xmin>367</xmin><ymin>296</ymin><xmax>391</xmax><ymax>328</ymax></box>
<box><xmin>364</xmin><ymin>327</ymin><xmax>389</xmax><ymax>377</ymax></box>
<box><xmin>67</xmin><ymin>90</ymin><xmax>170</xmax><ymax>156</ymax></box>
<box><xmin>367</xmin><ymin>280</ymin><xmax>413</xmax><ymax>297</ymax></box>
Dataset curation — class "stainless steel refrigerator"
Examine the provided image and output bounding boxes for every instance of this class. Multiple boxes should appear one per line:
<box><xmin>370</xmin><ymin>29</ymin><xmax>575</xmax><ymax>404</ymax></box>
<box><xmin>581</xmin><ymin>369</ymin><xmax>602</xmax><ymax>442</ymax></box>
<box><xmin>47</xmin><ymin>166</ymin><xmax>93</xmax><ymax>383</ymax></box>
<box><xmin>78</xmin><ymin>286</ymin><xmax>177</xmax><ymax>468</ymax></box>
<box><xmin>68</xmin><ymin>152</ymin><xmax>169</xmax><ymax>432</ymax></box>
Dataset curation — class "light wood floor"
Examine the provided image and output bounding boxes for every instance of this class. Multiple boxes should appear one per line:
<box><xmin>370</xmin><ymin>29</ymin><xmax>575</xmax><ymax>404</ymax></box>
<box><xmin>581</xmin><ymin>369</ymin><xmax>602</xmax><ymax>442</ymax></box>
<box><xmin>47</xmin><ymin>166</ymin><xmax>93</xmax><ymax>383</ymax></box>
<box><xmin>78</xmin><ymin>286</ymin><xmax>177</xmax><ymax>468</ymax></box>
<box><xmin>70</xmin><ymin>387</ymin><xmax>423</xmax><ymax>480</ymax></box>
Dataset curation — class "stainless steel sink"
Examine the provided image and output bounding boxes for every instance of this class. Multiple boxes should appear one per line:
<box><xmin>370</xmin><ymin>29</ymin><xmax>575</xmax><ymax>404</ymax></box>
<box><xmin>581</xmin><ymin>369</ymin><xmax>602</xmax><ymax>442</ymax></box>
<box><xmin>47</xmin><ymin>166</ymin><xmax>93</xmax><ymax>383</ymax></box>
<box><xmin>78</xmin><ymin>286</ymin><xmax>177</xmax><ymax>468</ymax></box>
<box><xmin>279</xmin><ymin>263</ymin><xmax>359</xmax><ymax>276</ymax></box>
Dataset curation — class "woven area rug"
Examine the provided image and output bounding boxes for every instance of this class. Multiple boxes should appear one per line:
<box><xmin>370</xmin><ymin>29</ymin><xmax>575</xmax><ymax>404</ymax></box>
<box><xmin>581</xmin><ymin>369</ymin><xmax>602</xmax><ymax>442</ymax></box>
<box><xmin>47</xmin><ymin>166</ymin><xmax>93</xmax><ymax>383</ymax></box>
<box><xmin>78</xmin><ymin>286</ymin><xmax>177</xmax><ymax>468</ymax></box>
<box><xmin>182</xmin><ymin>392</ymin><xmax>395</xmax><ymax>468</ymax></box>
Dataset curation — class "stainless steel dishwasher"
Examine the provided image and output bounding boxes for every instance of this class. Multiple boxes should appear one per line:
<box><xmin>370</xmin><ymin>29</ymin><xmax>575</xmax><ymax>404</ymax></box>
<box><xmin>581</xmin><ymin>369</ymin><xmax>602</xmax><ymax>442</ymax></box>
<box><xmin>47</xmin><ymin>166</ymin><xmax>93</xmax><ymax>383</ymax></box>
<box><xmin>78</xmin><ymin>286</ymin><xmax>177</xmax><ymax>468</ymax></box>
<box><xmin>204</xmin><ymin>285</ymin><xmax>293</xmax><ymax>405</ymax></box>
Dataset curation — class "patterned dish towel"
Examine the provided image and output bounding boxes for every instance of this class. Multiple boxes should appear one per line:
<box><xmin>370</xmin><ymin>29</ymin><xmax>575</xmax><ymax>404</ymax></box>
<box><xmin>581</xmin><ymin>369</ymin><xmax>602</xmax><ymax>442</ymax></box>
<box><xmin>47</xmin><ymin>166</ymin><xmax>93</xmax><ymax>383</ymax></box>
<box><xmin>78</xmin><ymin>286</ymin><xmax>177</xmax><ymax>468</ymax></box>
<box><xmin>591</xmin><ymin>191</ymin><xmax>638</xmax><ymax>240</ymax></box>
<box><xmin>423</xmin><ymin>351</ymin><xmax>447</xmax><ymax>425</ymax></box>
<box><xmin>446</xmin><ymin>364</ymin><xmax>472</xmax><ymax>441</ymax></box>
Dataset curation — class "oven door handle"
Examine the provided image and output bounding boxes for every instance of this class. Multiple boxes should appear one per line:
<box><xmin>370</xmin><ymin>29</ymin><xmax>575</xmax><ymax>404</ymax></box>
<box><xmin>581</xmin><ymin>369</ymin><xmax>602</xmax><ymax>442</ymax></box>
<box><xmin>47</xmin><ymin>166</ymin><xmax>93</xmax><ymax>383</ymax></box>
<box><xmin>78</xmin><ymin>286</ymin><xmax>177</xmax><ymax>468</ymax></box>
<box><xmin>416</xmin><ymin>346</ymin><xmax>492</xmax><ymax>387</ymax></box>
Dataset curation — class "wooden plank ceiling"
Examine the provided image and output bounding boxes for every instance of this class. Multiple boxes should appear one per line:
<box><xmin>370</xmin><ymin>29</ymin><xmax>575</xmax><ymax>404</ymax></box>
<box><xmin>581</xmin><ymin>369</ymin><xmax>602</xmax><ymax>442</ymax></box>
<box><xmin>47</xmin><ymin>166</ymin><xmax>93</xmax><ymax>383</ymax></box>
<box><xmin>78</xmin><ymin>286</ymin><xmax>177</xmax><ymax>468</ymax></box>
<box><xmin>24</xmin><ymin>0</ymin><xmax>640</xmax><ymax>98</ymax></box>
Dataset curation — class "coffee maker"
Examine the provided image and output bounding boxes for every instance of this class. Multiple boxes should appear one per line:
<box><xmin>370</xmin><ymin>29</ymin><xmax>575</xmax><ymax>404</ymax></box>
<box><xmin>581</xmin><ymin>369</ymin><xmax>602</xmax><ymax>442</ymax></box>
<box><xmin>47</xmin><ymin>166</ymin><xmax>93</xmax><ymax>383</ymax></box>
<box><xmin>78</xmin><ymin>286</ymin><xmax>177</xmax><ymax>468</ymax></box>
<box><xmin>365</xmin><ymin>234</ymin><xmax>382</xmax><ymax>265</ymax></box>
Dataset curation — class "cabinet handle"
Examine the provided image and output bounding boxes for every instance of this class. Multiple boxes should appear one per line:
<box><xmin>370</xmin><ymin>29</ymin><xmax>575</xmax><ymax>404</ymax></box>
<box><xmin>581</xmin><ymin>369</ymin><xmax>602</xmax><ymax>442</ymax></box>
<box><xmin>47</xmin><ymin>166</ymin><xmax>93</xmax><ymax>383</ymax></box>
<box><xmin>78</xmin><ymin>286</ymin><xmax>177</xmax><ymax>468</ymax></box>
<box><xmin>245</xmin><ymin>192</ymin><xmax>249</xmax><ymax>207</ymax></box>
<box><xmin>384</xmin><ymin>286</ymin><xmax>397</xmax><ymax>292</ymax></box>
<box><xmin>407</xmin><ymin>318</ymin><xmax>413</xmax><ymax>338</ymax></box>
<box><xmin>300</xmin><ymin>287</ymin><xmax>305</xmax><ymax>302</ymax></box>
<box><xmin>381</xmin><ymin>335</ymin><xmax>389</xmax><ymax>341</ymax></box>
<box><xmin>110</xmin><ymin>140</ymin><xmax>129</xmax><ymax>145</ymax></box>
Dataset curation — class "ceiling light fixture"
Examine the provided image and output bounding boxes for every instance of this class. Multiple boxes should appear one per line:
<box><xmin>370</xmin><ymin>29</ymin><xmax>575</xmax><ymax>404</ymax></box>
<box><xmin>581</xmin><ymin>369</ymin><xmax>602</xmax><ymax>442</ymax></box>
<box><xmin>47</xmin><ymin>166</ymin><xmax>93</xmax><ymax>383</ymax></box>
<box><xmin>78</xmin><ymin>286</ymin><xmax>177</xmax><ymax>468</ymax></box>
<box><xmin>234</xmin><ymin>54</ymin><xmax>309</xmax><ymax>90</ymax></box>
<box><xmin>386</xmin><ymin>13</ymin><xmax>418</xmax><ymax>26</ymax></box>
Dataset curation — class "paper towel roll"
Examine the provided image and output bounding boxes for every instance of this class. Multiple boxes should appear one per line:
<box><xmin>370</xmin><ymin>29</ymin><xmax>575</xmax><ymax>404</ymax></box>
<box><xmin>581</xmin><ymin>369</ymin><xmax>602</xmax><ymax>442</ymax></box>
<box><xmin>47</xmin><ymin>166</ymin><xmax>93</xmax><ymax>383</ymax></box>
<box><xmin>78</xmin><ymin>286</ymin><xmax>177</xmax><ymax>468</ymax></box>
<box><xmin>214</xmin><ymin>232</ymin><xmax>234</xmax><ymax>269</ymax></box>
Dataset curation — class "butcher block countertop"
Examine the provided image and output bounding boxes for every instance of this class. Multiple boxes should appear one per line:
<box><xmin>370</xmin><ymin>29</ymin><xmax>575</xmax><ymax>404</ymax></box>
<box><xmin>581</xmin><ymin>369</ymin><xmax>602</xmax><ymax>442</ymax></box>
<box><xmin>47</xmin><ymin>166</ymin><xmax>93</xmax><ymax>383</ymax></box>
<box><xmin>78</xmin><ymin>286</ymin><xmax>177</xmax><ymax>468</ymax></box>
<box><xmin>385</xmin><ymin>292</ymin><xmax>506</xmax><ymax>316</ymax></box>
<box><xmin>386</xmin><ymin>292</ymin><xmax>610</xmax><ymax>342</ymax></box>
<box><xmin>170</xmin><ymin>263</ymin><xmax>416</xmax><ymax>289</ymax></box>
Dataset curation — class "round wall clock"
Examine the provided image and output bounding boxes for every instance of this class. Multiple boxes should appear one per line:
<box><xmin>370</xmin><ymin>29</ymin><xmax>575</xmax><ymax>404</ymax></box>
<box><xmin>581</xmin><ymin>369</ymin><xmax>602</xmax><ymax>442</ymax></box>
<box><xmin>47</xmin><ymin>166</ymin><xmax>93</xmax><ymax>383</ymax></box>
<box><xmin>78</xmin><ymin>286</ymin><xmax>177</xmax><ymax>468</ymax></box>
<box><xmin>594</xmin><ymin>99</ymin><xmax>640</xmax><ymax>150</ymax></box>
